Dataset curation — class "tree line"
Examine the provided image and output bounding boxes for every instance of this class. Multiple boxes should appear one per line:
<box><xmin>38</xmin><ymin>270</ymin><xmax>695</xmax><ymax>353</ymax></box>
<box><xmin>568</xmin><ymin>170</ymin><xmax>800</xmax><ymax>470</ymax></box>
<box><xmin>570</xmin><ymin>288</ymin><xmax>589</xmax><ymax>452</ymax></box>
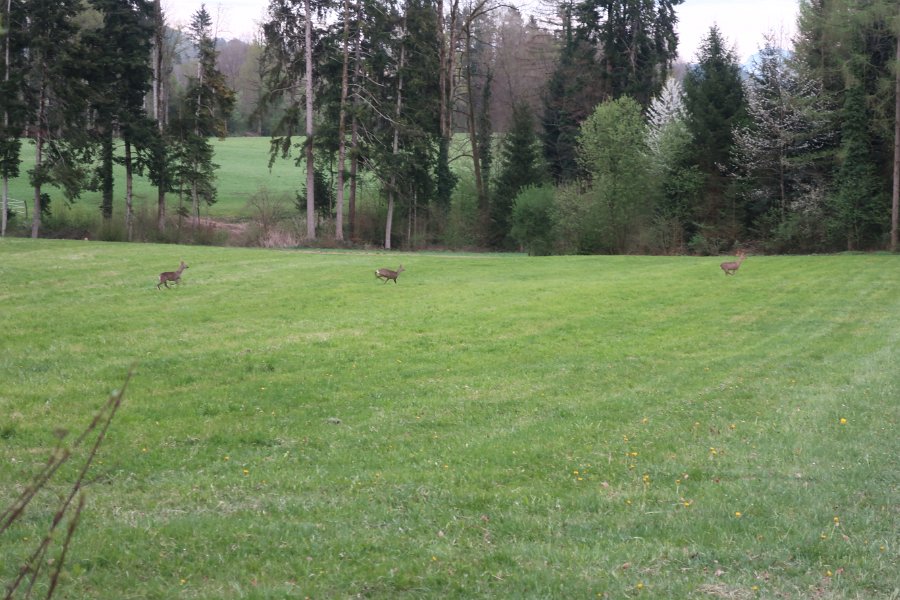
<box><xmin>1</xmin><ymin>0</ymin><xmax>897</xmax><ymax>253</ymax></box>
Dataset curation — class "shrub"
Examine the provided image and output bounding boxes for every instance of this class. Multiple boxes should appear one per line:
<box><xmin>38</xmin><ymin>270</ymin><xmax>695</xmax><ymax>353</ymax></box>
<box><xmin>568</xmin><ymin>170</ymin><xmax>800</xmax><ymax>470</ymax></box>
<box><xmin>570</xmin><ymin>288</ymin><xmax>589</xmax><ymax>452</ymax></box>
<box><xmin>510</xmin><ymin>185</ymin><xmax>556</xmax><ymax>255</ymax></box>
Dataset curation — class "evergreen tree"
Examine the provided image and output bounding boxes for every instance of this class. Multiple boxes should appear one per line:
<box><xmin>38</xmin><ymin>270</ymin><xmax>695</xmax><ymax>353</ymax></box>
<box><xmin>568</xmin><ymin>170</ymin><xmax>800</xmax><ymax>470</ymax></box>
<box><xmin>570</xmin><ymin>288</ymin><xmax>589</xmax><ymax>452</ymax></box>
<box><xmin>84</xmin><ymin>0</ymin><xmax>154</xmax><ymax>224</ymax></box>
<box><xmin>543</xmin><ymin>0</ymin><xmax>683</xmax><ymax>184</ymax></box>
<box><xmin>179</xmin><ymin>4</ymin><xmax>234</xmax><ymax>226</ymax></box>
<box><xmin>23</xmin><ymin>0</ymin><xmax>91</xmax><ymax>238</ymax></box>
<box><xmin>542</xmin><ymin>0</ymin><xmax>600</xmax><ymax>183</ymax></box>
<box><xmin>830</xmin><ymin>85</ymin><xmax>886</xmax><ymax>249</ymax></box>
<box><xmin>489</xmin><ymin>100</ymin><xmax>544</xmax><ymax>249</ymax></box>
<box><xmin>574</xmin><ymin>0</ymin><xmax>682</xmax><ymax>105</ymax></box>
<box><xmin>793</xmin><ymin>0</ymin><xmax>898</xmax><ymax>250</ymax></box>
<box><xmin>263</xmin><ymin>0</ymin><xmax>324</xmax><ymax>240</ymax></box>
<box><xmin>0</xmin><ymin>0</ymin><xmax>27</xmax><ymax>236</ymax></box>
<box><xmin>682</xmin><ymin>25</ymin><xmax>747</xmax><ymax>242</ymax></box>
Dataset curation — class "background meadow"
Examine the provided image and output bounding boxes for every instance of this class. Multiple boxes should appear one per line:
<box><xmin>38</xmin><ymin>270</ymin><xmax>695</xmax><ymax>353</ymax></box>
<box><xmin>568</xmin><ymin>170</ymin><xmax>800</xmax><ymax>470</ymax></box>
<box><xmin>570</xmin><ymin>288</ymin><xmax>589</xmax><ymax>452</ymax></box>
<box><xmin>0</xmin><ymin>239</ymin><xmax>897</xmax><ymax>598</ymax></box>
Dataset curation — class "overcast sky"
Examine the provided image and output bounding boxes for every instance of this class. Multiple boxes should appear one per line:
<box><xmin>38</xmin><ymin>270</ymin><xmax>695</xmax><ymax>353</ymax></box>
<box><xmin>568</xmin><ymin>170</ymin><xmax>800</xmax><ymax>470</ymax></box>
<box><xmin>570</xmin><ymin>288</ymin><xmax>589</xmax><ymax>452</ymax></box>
<box><xmin>164</xmin><ymin>0</ymin><xmax>800</xmax><ymax>64</ymax></box>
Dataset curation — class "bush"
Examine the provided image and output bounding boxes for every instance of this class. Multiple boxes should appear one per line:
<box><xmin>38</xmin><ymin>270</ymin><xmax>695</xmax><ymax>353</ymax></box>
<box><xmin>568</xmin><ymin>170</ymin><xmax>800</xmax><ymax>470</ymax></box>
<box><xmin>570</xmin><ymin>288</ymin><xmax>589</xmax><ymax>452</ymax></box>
<box><xmin>510</xmin><ymin>185</ymin><xmax>556</xmax><ymax>255</ymax></box>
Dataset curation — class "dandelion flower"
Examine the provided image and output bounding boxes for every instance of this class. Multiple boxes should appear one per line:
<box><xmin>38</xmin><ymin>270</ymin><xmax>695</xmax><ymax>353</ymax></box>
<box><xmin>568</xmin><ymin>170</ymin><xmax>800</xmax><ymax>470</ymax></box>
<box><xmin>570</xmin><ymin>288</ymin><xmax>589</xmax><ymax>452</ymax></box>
<box><xmin>839</xmin><ymin>418</ymin><xmax>847</xmax><ymax>425</ymax></box>
<box><xmin>734</xmin><ymin>511</ymin><xmax>742</xmax><ymax>518</ymax></box>
<box><xmin>243</xmin><ymin>469</ymin><xmax>249</xmax><ymax>476</ymax></box>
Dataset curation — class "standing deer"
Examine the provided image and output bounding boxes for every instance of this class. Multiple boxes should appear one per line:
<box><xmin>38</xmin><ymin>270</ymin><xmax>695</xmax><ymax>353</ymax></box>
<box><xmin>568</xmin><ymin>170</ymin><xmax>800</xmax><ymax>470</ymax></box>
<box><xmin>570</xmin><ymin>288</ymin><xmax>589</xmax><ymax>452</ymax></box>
<box><xmin>720</xmin><ymin>251</ymin><xmax>746</xmax><ymax>276</ymax></box>
<box><xmin>375</xmin><ymin>264</ymin><xmax>404</xmax><ymax>284</ymax></box>
<box><xmin>157</xmin><ymin>261</ymin><xmax>188</xmax><ymax>289</ymax></box>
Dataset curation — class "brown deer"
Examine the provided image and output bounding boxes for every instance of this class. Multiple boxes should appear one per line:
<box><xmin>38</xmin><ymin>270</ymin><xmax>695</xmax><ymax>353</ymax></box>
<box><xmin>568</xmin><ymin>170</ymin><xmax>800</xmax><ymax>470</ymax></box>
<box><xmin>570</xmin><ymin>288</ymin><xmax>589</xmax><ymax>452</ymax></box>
<box><xmin>720</xmin><ymin>251</ymin><xmax>746</xmax><ymax>276</ymax></box>
<box><xmin>157</xmin><ymin>261</ymin><xmax>188</xmax><ymax>289</ymax></box>
<box><xmin>375</xmin><ymin>264</ymin><xmax>404</xmax><ymax>284</ymax></box>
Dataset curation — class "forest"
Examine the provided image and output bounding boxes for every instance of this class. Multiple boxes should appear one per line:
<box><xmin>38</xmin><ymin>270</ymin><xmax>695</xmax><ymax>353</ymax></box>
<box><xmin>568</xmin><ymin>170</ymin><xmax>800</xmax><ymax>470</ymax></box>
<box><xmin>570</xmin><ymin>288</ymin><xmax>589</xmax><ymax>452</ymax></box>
<box><xmin>1</xmin><ymin>0</ymin><xmax>898</xmax><ymax>254</ymax></box>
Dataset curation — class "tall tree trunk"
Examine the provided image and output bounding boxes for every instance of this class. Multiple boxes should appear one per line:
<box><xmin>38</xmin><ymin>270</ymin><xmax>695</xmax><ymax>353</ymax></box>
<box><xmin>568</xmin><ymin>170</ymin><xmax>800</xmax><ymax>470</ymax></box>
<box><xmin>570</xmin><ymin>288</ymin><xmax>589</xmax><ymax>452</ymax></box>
<box><xmin>335</xmin><ymin>0</ymin><xmax>351</xmax><ymax>242</ymax></box>
<box><xmin>349</xmin><ymin>1</ymin><xmax>363</xmax><ymax>241</ymax></box>
<box><xmin>464</xmin><ymin>26</ymin><xmax>486</xmax><ymax>222</ymax></box>
<box><xmin>892</xmin><ymin>23</ymin><xmax>899</xmax><ymax>252</ymax></box>
<box><xmin>100</xmin><ymin>132</ymin><xmax>114</xmax><ymax>220</ymax></box>
<box><xmin>385</xmin><ymin>38</ymin><xmax>406</xmax><ymax>250</ymax></box>
<box><xmin>125</xmin><ymin>141</ymin><xmax>134</xmax><ymax>241</ymax></box>
<box><xmin>153</xmin><ymin>0</ymin><xmax>166</xmax><ymax>233</ymax></box>
<box><xmin>304</xmin><ymin>0</ymin><xmax>315</xmax><ymax>240</ymax></box>
<box><xmin>32</xmin><ymin>80</ymin><xmax>46</xmax><ymax>239</ymax></box>
<box><xmin>192</xmin><ymin>59</ymin><xmax>203</xmax><ymax>228</ymax></box>
<box><xmin>1</xmin><ymin>0</ymin><xmax>10</xmax><ymax>238</ymax></box>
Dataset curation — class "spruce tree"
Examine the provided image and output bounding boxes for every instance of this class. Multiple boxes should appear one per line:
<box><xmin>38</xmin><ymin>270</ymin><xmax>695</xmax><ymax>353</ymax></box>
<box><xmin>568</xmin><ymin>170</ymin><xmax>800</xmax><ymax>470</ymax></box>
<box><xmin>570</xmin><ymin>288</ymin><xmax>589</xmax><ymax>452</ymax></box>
<box><xmin>0</xmin><ymin>0</ymin><xmax>27</xmax><ymax>236</ymax></box>
<box><xmin>830</xmin><ymin>85</ymin><xmax>886</xmax><ymax>249</ymax></box>
<box><xmin>682</xmin><ymin>25</ymin><xmax>747</xmax><ymax>242</ymax></box>
<box><xmin>23</xmin><ymin>0</ymin><xmax>90</xmax><ymax>238</ymax></box>
<box><xmin>179</xmin><ymin>4</ymin><xmax>234</xmax><ymax>227</ymax></box>
<box><xmin>490</xmin><ymin>101</ymin><xmax>544</xmax><ymax>249</ymax></box>
<box><xmin>84</xmin><ymin>0</ymin><xmax>154</xmax><ymax>224</ymax></box>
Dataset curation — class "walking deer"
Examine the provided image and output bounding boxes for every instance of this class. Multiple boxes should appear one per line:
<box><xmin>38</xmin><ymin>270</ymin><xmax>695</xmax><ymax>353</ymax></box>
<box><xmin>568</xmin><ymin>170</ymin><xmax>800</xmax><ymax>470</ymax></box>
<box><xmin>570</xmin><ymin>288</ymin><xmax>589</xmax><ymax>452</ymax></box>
<box><xmin>375</xmin><ymin>265</ymin><xmax>404</xmax><ymax>284</ymax></box>
<box><xmin>158</xmin><ymin>261</ymin><xmax>188</xmax><ymax>289</ymax></box>
<box><xmin>720</xmin><ymin>251</ymin><xmax>746</xmax><ymax>276</ymax></box>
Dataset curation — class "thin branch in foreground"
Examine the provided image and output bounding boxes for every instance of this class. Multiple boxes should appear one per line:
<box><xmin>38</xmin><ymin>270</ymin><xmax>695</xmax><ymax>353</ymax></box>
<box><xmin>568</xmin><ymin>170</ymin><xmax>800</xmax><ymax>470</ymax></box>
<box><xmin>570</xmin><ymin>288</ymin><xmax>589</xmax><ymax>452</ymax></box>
<box><xmin>2</xmin><ymin>370</ymin><xmax>133</xmax><ymax>600</ymax></box>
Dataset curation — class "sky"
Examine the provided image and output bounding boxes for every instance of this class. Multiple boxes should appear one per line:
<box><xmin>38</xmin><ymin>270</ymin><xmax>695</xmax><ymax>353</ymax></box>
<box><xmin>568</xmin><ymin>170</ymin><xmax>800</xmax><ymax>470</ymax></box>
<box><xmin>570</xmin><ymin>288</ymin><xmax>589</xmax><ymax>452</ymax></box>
<box><xmin>164</xmin><ymin>0</ymin><xmax>800</xmax><ymax>64</ymax></box>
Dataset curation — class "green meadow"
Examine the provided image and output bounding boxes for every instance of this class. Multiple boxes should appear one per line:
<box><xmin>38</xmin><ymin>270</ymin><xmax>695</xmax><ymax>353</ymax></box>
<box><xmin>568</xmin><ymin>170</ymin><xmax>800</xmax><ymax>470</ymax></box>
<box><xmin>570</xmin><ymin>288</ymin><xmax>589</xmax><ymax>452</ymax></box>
<box><xmin>1</xmin><ymin>239</ymin><xmax>897</xmax><ymax>598</ymax></box>
<box><xmin>4</xmin><ymin>138</ymin><xmax>309</xmax><ymax>223</ymax></box>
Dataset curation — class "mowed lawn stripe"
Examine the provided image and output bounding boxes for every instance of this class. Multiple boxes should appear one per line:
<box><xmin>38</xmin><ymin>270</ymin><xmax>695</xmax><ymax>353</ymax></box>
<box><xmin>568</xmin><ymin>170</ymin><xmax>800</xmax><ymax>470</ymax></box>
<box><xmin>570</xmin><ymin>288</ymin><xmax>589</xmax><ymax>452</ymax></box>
<box><xmin>0</xmin><ymin>239</ymin><xmax>897</xmax><ymax>598</ymax></box>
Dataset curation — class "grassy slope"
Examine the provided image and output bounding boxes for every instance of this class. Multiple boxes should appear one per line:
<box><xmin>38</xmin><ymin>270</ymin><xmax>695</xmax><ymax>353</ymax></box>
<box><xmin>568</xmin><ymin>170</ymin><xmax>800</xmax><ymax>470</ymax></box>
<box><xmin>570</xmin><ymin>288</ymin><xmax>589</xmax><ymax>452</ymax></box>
<box><xmin>5</xmin><ymin>138</ymin><xmax>304</xmax><ymax>220</ymax></box>
<box><xmin>0</xmin><ymin>239</ymin><xmax>897</xmax><ymax>598</ymax></box>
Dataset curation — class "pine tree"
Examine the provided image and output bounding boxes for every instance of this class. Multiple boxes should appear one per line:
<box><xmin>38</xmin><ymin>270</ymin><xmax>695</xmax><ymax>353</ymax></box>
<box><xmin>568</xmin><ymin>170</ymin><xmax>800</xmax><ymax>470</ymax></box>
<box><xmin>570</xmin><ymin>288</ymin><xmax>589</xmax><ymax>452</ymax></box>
<box><xmin>23</xmin><ymin>0</ymin><xmax>90</xmax><ymax>238</ymax></box>
<box><xmin>682</xmin><ymin>25</ymin><xmax>747</xmax><ymax>242</ymax></box>
<box><xmin>84</xmin><ymin>0</ymin><xmax>154</xmax><ymax>225</ymax></box>
<box><xmin>179</xmin><ymin>4</ymin><xmax>234</xmax><ymax>227</ymax></box>
<box><xmin>793</xmin><ymin>0</ymin><xmax>898</xmax><ymax>250</ymax></box>
<box><xmin>0</xmin><ymin>0</ymin><xmax>27</xmax><ymax>237</ymax></box>
<box><xmin>575</xmin><ymin>0</ymin><xmax>682</xmax><ymax>105</ymax></box>
<box><xmin>489</xmin><ymin>101</ymin><xmax>544</xmax><ymax>249</ymax></box>
<box><xmin>830</xmin><ymin>85</ymin><xmax>886</xmax><ymax>249</ymax></box>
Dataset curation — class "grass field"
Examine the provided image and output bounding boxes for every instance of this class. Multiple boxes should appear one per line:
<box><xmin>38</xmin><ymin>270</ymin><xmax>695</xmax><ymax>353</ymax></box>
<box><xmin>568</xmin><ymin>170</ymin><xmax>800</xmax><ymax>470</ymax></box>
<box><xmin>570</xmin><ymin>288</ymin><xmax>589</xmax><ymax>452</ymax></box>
<box><xmin>1</xmin><ymin>239</ymin><xmax>897</xmax><ymax>598</ymax></box>
<box><xmin>4</xmin><ymin>138</ymin><xmax>313</xmax><ymax>223</ymax></box>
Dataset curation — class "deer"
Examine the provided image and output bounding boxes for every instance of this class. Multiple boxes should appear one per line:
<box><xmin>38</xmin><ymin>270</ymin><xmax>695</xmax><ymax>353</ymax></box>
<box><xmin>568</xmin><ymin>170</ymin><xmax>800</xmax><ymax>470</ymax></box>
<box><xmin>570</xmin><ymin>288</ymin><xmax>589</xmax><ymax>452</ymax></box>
<box><xmin>720</xmin><ymin>250</ymin><xmax>746</xmax><ymax>276</ymax></box>
<box><xmin>157</xmin><ymin>261</ymin><xmax>188</xmax><ymax>289</ymax></box>
<box><xmin>375</xmin><ymin>264</ymin><xmax>404</xmax><ymax>284</ymax></box>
